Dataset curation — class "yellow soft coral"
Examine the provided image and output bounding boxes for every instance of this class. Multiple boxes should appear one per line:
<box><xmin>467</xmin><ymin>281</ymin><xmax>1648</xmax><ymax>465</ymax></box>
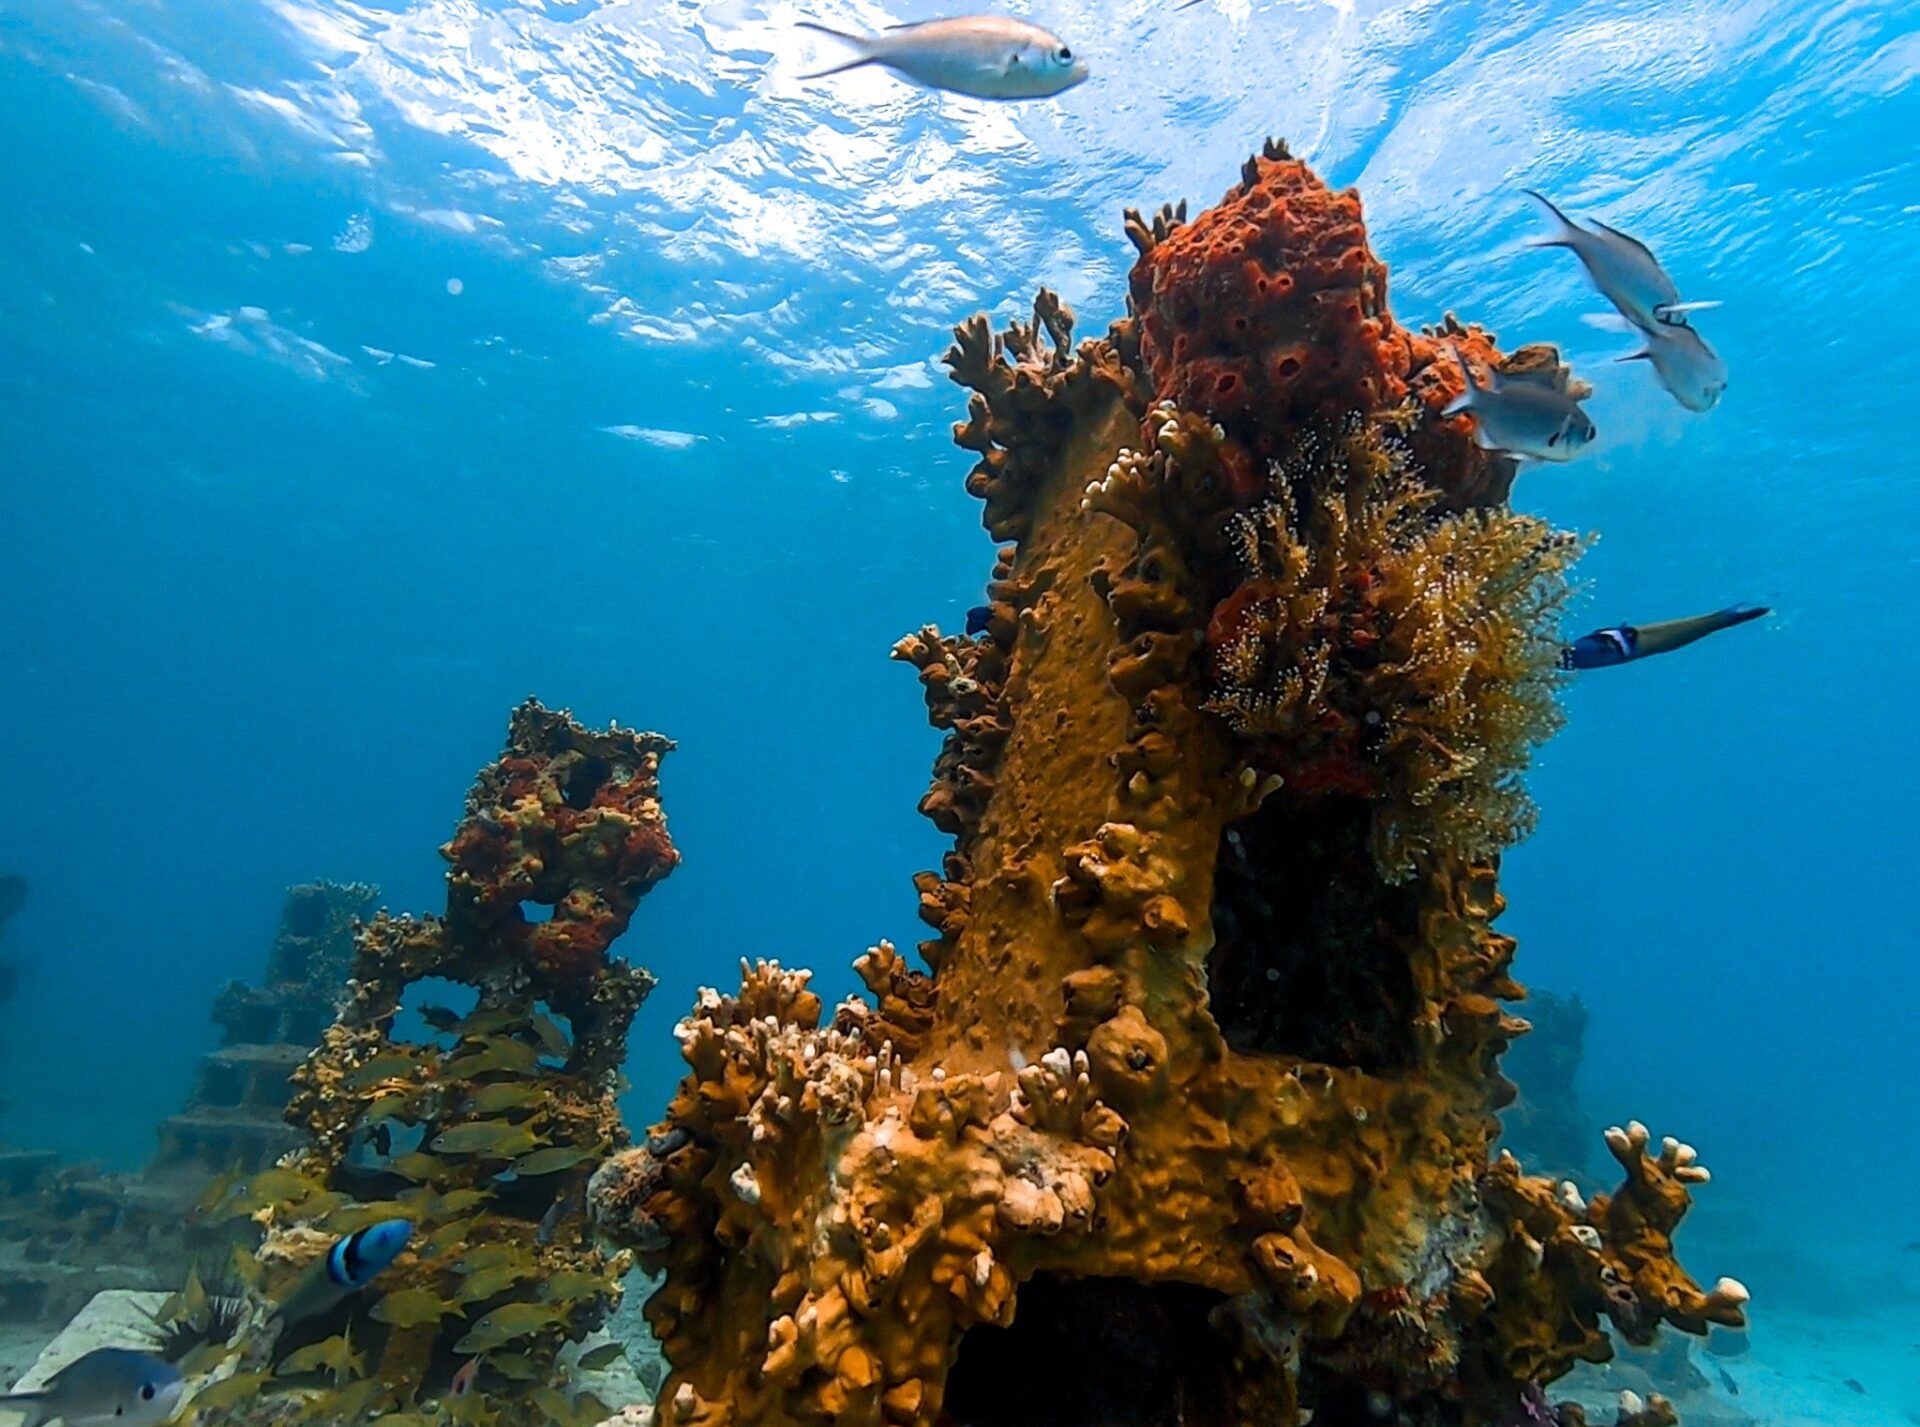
<box><xmin>1205</xmin><ymin>416</ymin><xmax>1582</xmax><ymax>880</ymax></box>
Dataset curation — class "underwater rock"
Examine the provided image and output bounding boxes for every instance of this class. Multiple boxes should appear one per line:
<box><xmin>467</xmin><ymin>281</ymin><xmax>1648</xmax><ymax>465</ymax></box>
<box><xmin>11</xmin><ymin>1290</ymin><xmax>170</xmax><ymax>1394</ymax></box>
<box><xmin>186</xmin><ymin>699</ymin><xmax>674</xmax><ymax>1427</ymax></box>
<box><xmin>599</xmin><ymin>144</ymin><xmax>1743</xmax><ymax>1427</ymax></box>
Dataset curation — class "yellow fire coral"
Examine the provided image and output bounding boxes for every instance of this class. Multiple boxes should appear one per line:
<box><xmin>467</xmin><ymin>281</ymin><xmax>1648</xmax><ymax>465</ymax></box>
<box><xmin>1204</xmin><ymin>413</ymin><xmax>1583</xmax><ymax>880</ymax></box>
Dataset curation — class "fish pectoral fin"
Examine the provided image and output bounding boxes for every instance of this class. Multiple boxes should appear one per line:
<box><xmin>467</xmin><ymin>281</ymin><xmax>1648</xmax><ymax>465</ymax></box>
<box><xmin>1616</xmin><ymin>351</ymin><xmax>1652</xmax><ymax>363</ymax></box>
<box><xmin>797</xmin><ymin>55</ymin><xmax>876</xmax><ymax>79</ymax></box>
<box><xmin>1656</xmin><ymin>300</ymin><xmax>1722</xmax><ymax>319</ymax></box>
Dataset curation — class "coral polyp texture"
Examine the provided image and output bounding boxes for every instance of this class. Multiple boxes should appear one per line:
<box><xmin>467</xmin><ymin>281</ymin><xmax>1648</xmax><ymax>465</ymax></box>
<box><xmin>597</xmin><ymin>147</ymin><xmax>1742</xmax><ymax>1427</ymax></box>
<box><xmin>187</xmin><ymin>699</ymin><xmax>673</xmax><ymax>1427</ymax></box>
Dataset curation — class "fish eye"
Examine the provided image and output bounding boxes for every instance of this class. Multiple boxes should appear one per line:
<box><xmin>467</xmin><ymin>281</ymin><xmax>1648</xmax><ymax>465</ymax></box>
<box><xmin>141</xmin><ymin>1386</ymin><xmax>156</xmax><ymax>1401</ymax></box>
<box><xmin>1056</xmin><ymin>45</ymin><xmax>1072</xmax><ymax>61</ymax></box>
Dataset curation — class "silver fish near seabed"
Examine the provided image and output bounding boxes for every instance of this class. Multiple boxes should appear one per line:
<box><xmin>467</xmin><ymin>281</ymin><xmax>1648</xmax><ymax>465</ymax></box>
<box><xmin>797</xmin><ymin>16</ymin><xmax>1089</xmax><ymax>100</ymax></box>
<box><xmin>1622</xmin><ymin>318</ymin><xmax>1728</xmax><ymax>412</ymax></box>
<box><xmin>1525</xmin><ymin>190</ymin><xmax>1714</xmax><ymax>333</ymax></box>
<box><xmin>1442</xmin><ymin>350</ymin><xmax>1596</xmax><ymax>462</ymax></box>
<box><xmin>0</xmin><ymin>1348</ymin><xmax>185</xmax><ymax>1427</ymax></box>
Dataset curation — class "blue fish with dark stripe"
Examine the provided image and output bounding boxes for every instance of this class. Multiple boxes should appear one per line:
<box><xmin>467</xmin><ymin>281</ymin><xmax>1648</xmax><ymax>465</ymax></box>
<box><xmin>1560</xmin><ymin>604</ymin><xmax>1767</xmax><ymax>671</ymax></box>
<box><xmin>277</xmin><ymin>1218</ymin><xmax>412</xmax><ymax>1325</ymax></box>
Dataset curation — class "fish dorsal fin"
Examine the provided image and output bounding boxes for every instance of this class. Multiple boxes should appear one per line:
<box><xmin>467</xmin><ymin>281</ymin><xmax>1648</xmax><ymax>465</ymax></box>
<box><xmin>1590</xmin><ymin>219</ymin><xmax>1662</xmax><ymax>264</ymax></box>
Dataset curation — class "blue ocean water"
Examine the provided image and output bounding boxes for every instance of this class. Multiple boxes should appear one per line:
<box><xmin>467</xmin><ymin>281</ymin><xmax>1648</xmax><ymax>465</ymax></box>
<box><xmin>0</xmin><ymin>0</ymin><xmax>1914</xmax><ymax>1407</ymax></box>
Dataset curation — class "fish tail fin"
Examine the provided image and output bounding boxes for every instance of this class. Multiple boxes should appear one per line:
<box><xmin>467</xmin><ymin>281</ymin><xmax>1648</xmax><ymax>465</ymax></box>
<box><xmin>1715</xmin><ymin>604</ymin><xmax>1770</xmax><ymax>629</ymax></box>
<box><xmin>1440</xmin><ymin>345</ymin><xmax>1480</xmax><ymax>418</ymax></box>
<box><xmin>0</xmin><ymin>1393</ymin><xmax>51</xmax><ymax>1427</ymax></box>
<box><xmin>1522</xmin><ymin>188</ymin><xmax>1580</xmax><ymax>247</ymax></box>
<box><xmin>795</xmin><ymin>21</ymin><xmax>876</xmax><ymax>79</ymax></box>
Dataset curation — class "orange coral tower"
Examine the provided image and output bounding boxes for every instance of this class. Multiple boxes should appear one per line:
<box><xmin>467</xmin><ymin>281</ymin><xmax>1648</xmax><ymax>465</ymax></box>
<box><xmin>599</xmin><ymin>147</ymin><xmax>1743</xmax><ymax>1427</ymax></box>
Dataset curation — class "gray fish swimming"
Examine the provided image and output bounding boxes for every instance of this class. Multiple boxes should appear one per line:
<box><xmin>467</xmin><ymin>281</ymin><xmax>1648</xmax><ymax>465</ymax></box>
<box><xmin>797</xmin><ymin>17</ymin><xmax>1089</xmax><ymax>100</ymax></box>
<box><xmin>0</xmin><ymin>1348</ymin><xmax>185</xmax><ymax>1427</ymax></box>
<box><xmin>1621</xmin><ymin>317</ymin><xmax>1727</xmax><ymax>412</ymax></box>
<box><xmin>1525</xmin><ymin>190</ymin><xmax>1715</xmax><ymax>333</ymax></box>
<box><xmin>1442</xmin><ymin>350</ymin><xmax>1596</xmax><ymax>462</ymax></box>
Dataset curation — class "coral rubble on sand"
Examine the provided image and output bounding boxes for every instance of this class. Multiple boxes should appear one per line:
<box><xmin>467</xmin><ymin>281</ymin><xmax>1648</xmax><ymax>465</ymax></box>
<box><xmin>589</xmin><ymin>145</ymin><xmax>1745</xmax><ymax>1427</ymax></box>
<box><xmin>183</xmin><ymin>699</ymin><xmax>674</xmax><ymax>1427</ymax></box>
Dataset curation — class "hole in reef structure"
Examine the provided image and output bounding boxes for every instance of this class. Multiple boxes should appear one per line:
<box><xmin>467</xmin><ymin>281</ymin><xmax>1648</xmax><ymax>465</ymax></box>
<box><xmin>943</xmin><ymin>1276</ymin><xmax>1233</xmax><ymax>1427</ymax></box>
<box><xmin>1204</xmin><ymin>795</ymin><xmax>1421</xmax><ymax>1070</ymax></box>
<box><xmin>391</xmin><ymin>977</ymin><xmax>480</xmax><ymax>1046</ymax></box>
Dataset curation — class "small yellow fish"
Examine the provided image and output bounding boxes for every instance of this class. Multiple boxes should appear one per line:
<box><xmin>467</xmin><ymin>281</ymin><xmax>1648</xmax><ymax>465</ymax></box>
<box><xmin>364</xmin><ymin>1092</ymin><xmax>421</xmax><ymax>1124</ymax></box>
<box><xmin>484</xmin><ymin>1352</ymin><xmax>543</xmax><ymax>1382</ymax></box>
<box><xmin>388</xmin><ymin>1151</ymin><xmax>447</xmax><ymax>1182</ymax></box>
<box><xmin>242</xmin><ymin>1168</ymin><xmax>323</xmax><ymax>1209</ymax></box>
<box><xmin>179</xmin><ymin>1339</ymin><xmax>238</xmax><ymax>1377</ymax></box>
<box><xmin>509</xmin><ymin>1145</ymin><xmax>597</xmax><ymax>1178</ymax></box>
<box><xmin>444</xmin><ymin>1037</ymin><xmax>540</xmax><ymax>1078</ymax></box>
<box><xmin>452</xmin><ymin>1244</ymin><xmax>523</xmax><ymax>1274</ymax></box>
<box><xmin>465</xmin><ymin>1082</ymin><xmax>547</xmax><ymax>1115</ymax></box>
<box><xmin>330</xmin><ymin>1378</ymin><xmax>394</xmax><ymax>1420</ymax></box>
<box><xmin>455</xmin><ymin>1264</ymin><xmax>535</xmax><ymax>1302</ymax></box>
<box><xmin>530</xmin><ymin>1386</ymin><xmax>574</xmax><ymax>1425</ymax></box>
<box><xmin>193</xmin><ymin>1164</ymin><xmax>245</xmax><ymax>1216</ymax></box>
<box><xmin>157</xmin><ymin>1266</ymin><xmax>210</xmax><ymax>1331</ymax></box>
<box><xmin>455</xmin><ymin>1006</ymin><xmax>527</xmax><ymax>1038</ymax></box>
<box><xmin>188</xmin><ymin>1371</ymin><xmax>275</xmax><ymax>1410</ymax></box>
<box><xmin>373</xmin><ymin>1415</ymin><xmax>439</xmax><ymax>1427</ymax></box>
<box><xmin>227</xmin><ymin>1243</ymin><xmax>265</xmax><ymax>1291</ymax></box>
<box><xmin>347</xmin><ymin>1051</ymin><xmax>427</xmax><ymax>1089</ymax></box>
<box><xmin>574</xmin><ymin>1392</ymin><xmax>614</xmax><ymax>1425</ymax></box>
<box><xmin>324</xmin><ymin>1200</ymin><xmax>418</xmax><ymax>1235</ymax></box>
<box><xmin>431</xmin><ymin>1121</ymin><xmax>546</xmax><ymax>1159</ymax></box>
<box><xmin>432</xmin><ymin>1188</ymin><xmax>492</xmax><ymax>1218</ymax></box>
<box><xmin>451</xmin><ymin>1302</ymin><xmax>563</xmax><ymax>1353</ymax></box>
<box><xmin>576</xmin><ymin>1342</ymin><xmax>625</xmax><ymax>1372</ymax></box>
<box><xmin>371</xmin><ymin>1288</ymin><xmax>462</xmax><ymax>1328</ymax></box>
<box><xmin>425</xmin><ymin>1217</ymin><xmax>482</xmax><ymax>1255</ymax></box>
<box><xmin>540</xmin><ymin>1270</ymin><xmax>609</xmax><ymax>1304</ymax></box>
<box><xmin>278</xmin><ymin>1331</ymin><xmax>366</xmax><ymax>1384</ymax></box>
<box><xmin>528</xmin><ymin>1013</ymin><xmax>571</xmax><ymax>1059</ymax></box>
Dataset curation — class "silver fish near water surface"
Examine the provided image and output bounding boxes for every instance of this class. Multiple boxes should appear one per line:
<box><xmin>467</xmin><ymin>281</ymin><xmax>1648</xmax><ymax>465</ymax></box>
<box><xmin>797</xmin><ymin>16</ymin><xmax>1088</xmax><ymax>100</ymax></box>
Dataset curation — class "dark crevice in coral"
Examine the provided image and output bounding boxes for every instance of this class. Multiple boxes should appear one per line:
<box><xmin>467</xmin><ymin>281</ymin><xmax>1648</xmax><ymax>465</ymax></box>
<box><xmin>1205</xmin><ymin>797</ymin><xmax>1421</xmax><ymax>1071</ymax></box>
<box><xmin>943</xmin><ymin>1276</ymin><xmax>1233</xmax><ymax>1427</ymax></box>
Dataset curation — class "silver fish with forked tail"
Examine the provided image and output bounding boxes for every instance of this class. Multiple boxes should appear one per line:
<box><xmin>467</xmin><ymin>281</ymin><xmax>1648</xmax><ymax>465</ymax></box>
<box><xmin>797</xmin><ymin>16</ymin><xmax>1088</xmax><ymax>100</ymax></box>
<box><xmin>1524</xmin><ymin>190</ymin><xmax>1719</xmax><ymax>333</ymax></box>
<box><xmin>0</xmin><ymin>1348</ymin><xmax>184</xmax><ymax>1427</ymax></box>
<box><xmin>1442</xmin><ymin>349</ymin><xmax>1596</xmax><ymax>462</ymax></box>
<box><xmin>1620</xmin><ymin>317</ymin><xmax>1728</xmax><ymax>412</ymax></box>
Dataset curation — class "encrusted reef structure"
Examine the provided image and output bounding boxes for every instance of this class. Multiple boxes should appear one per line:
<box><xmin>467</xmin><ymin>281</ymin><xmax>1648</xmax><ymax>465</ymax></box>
<box><xmin>0</xmin><ymin>881</ymin><xmax>372</xmax><ymax>1327</ymax></box>
<box><xmin>593</xmin><ymin>145</ymin><xmax>1746</xmax><ymax>1427</ymax></box>
<box><xmin>189</xmin><ymin>699</ymin><xmax>674</xmax><ymax>1427</ymax></box>
<box><xmin>153</xmin><ymin>880</ymin><xmax>380</xmax><ymax>1187</ymax></box>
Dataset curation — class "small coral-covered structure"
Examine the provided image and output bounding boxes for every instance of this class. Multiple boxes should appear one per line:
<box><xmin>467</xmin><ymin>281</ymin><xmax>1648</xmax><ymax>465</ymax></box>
<box><xmin>594</xmin><ymin>145</ymin><xmax>1743</xmax><ymax>1427</ymax></box>
<box><xmin>190</xmin><ymin>699</ymin><xmax>674</xmax><ymax>1427</ymax></box>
